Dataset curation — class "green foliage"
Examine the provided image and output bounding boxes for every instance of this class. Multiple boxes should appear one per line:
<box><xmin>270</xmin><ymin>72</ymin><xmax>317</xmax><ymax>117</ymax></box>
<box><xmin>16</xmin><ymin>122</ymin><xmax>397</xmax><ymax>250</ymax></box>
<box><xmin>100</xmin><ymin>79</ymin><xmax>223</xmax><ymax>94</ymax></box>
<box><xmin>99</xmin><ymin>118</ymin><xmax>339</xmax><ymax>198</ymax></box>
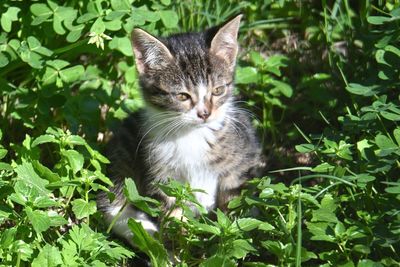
<box><xmin>1</xmin><ymin>0</ymin><xmax>400</xmax><ymax>266</ymax></box>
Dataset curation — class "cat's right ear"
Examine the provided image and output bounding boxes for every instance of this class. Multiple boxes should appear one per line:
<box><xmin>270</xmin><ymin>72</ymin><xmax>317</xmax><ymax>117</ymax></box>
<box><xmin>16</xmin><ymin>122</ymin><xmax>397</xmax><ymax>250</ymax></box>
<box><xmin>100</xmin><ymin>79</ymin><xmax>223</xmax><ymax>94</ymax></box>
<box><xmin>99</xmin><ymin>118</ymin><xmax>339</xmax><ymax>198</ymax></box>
<box><xmin>131</xmin><ymin>29</ymin><xmax>173</xmax><ymax>74</ymax></box>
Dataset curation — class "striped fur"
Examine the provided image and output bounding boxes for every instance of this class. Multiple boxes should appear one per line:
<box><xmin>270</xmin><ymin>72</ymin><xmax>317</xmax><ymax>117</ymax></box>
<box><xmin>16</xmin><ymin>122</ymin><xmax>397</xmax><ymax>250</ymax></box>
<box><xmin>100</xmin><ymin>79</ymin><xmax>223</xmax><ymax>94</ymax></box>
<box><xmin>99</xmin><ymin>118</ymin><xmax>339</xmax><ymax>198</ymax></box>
<box><xmin>97</xmin><ymin>15</ymin><xmax>264</xmax><ymax>244</ymax></box>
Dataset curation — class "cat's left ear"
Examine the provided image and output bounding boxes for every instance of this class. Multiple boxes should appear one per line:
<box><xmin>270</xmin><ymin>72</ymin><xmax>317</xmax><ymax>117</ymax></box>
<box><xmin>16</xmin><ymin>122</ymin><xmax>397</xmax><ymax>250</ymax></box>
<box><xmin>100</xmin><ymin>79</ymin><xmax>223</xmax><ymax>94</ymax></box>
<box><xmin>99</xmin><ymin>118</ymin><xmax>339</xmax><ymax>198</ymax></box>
<box><xmin>210</xmin><ymin>14</ymin><xmax>242</xmax><ymax>70</ymax></box>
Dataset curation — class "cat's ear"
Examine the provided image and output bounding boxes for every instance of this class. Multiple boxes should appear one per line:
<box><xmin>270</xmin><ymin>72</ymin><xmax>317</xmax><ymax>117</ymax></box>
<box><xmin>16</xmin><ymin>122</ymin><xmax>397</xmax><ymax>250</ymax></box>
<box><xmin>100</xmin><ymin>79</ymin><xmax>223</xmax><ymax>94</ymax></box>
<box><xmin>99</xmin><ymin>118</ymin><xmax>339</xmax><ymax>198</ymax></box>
<box><xmin>131</xmin><ymin>28</ymin><xmax>173</xmax><ymax>74</ymax></box>
<box><xmin>210</xmin><ymin>14</ymin><xmax>242</xmax><ymax>69</ymax></box>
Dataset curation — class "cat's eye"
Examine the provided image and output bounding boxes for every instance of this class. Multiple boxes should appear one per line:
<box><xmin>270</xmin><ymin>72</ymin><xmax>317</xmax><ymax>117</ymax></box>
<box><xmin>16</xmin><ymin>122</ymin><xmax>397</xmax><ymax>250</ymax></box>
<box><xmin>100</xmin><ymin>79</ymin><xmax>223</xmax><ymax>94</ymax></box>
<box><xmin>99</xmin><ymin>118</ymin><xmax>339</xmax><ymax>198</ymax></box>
<box><xmin>212</xmin><ymin>86</ymin><xmax>226</xmax><ymax>96</ymax></box>
<box><xmin>176</xmin><ymin>93</ymin><xmax>191</xmax><ymax>101</ymax></box>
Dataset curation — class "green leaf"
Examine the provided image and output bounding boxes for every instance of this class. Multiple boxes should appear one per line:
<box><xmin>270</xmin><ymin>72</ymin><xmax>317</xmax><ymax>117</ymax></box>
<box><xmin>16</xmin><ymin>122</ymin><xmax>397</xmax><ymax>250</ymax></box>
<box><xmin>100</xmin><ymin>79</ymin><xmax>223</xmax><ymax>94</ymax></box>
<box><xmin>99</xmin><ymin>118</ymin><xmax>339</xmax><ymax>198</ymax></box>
<box><xmin>229</xmin><ymin>239</ymin><xmax>257</xmax><ymax>259</ymax></box>
<box><xmin>158</xmin><ymin>10</ymin><xmax>179</xmax><ymax>28</ymax></box>
<box><xmin>295</xmin><ymin>143</ymin><xmax>315</xmax><ymax>153</ymax></box>
<box><xmin>191</xmin><ymin>221</ymin><xmax>221</xmax><ymax>235</ymax></box>
<box><xmin>91</xmin><ymin>17</ymin><xmax>105</xmax><ymax>34</ymax></box>
<box><xmin>66</xmin><ymin>135</ymin><xmax>86</xmax><ymax>146</ymax></box>
<box><xmin>26</xmin><ymin>207</ymin><xmax>51</xmax><ymax>233</ymax></box>
<box><xmin>375</xmin><ymin>134</ymin><xmax>398</xmax><ymax>156</ymax></box>
<box><xmin>128</xmin><ymin>219</ymin><xmax>169</xmax><ymax>267</ymax></box>
<box><xmin>346</xmin><ymin>83</ymin><xmax>379</xmax><ymax>96</ymax></box>
<box><xmin>270</xmin><ymin>80</ymin><xmax>293</xmax><ymax>98</ymax></box>
<box><xmin>32</xmin><ymin>134</ymin><xmax>58</xmax><ymax>147</ymax></box>
<box><xmin>59</xmin><ymin>65</ymin><xmax>84</xmax><ymax>83</ymax></box>
<box><xmin>109</xmin><ymin>36</ymin><xmax>133</xmax><ymax>56</ymax></box>
<box><xmin>124</xmin><ymin>178</ymin><xmax>159</xmax><ymax>216</ymax></box>
<box><xmin>15</xmin><ymin>161</ymin><xmax>50</xmax><ymax>196</ymax></box>
<box><xmin>32</xmin><ymin>244</ymin><xmax>63</xmax><ymax>267</ymax></box>
<box><xmin>367</xmin><ymin>16</ymin><xmax>392</xmax><ymax>25</ymax></box>
<box><xmin>200</xmin><ymin>255</ymin><xmax>236</xmax><ymax>267</ymax></box>
<box><xmin>229</xmin><ymin>218</ymin><xmax>263</xmax><ymax>233</ymax></box>
<box><xmin>12</xmin><ymin>240</ymin><xmax>33</xmax><ymax>261</ymax></box>
<box><xmin>259</xmin><ymin>187</ymin><xmax>274</xmax><ymax>198</ymax></box>
<box><xmin>236</xmin><ymin>66</ymin><xmax>258</xmax><ymax>84</ymax></box>
<box><xmin>61</xmin><ymin>149</ymin><xmax>84</xmax><ymax>174</ymax></box>
<box><xmin>311</xmin><ymin>194</ymin><xmax>338</xmax><ymax>223</ymax></box>
<box><xmin>312</xmin><ymin>162</ymin><xmax>335</xmax><ymax>173</ymax></box>
<box><xmin>71</xmin><ymin>199</ymin><xmax>97</xmax><ymax>219</ymax></box>
<box><xmin>384</xmin><ymin>45</ymin><xmax>400</xmax><ymax>57</ymax></box>
<box><xmin>1</xmin><ymin>7</ymin><xmax>21</xmax><ymax>32</ymax></box>
<box><xmin>357</xmin><ymin>259</ymin><xmax>384</xmax><ymax>267</ymax></box>
<box><xmin>30</xmin><ymin>3</ymin><xmax>52</xmax><ymax>17</ymax></box>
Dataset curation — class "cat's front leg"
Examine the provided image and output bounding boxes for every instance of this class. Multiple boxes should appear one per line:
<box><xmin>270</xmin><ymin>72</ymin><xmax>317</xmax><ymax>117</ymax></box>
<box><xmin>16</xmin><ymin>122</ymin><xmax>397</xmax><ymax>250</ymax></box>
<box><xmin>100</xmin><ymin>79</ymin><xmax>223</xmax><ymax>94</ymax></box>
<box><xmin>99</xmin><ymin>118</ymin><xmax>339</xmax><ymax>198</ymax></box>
<box><xmin>217</xmin><ymin>174</ymin><xmax>244</xmax><ymax>211</ymax></box>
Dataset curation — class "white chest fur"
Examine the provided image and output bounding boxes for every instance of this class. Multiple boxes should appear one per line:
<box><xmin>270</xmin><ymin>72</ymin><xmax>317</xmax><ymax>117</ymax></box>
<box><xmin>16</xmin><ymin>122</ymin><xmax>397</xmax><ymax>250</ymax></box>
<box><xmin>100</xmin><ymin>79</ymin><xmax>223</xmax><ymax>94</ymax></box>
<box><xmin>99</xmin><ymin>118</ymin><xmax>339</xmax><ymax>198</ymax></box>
<box><xmin>148</xmin><ymin>126</ymin><xmax>219</xmax><ymax>211</ymax></box>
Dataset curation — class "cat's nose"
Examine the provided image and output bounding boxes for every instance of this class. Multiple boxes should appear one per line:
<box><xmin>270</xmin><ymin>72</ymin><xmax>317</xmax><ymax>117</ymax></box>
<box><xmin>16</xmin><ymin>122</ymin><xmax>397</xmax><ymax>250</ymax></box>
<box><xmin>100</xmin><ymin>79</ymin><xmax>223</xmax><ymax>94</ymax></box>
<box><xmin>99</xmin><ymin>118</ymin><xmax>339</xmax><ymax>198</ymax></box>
<box><xmin>197</xmin><ymin>109</ymin><xmax>210</xmax><ymax>121</ymax></box>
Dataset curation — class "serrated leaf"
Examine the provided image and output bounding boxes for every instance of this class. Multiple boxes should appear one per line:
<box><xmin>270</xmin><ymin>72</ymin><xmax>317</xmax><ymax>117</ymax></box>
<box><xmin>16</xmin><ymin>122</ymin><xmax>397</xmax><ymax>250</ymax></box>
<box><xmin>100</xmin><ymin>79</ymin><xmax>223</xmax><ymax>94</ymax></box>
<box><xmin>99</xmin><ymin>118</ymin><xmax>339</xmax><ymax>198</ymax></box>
<box><xmin>72</xmin><ymin>199</ymin><xmax>97</xmax><ymax>219</ymax></box>
<box><xmin>32</xmin><ymin>244</ymin><xmax>63</xmax><ymax>267</ymax></box>
<box><xmin>229</xmin><ymin>239</ymin><xmax>257</xmax><ymax>259</ymax></box>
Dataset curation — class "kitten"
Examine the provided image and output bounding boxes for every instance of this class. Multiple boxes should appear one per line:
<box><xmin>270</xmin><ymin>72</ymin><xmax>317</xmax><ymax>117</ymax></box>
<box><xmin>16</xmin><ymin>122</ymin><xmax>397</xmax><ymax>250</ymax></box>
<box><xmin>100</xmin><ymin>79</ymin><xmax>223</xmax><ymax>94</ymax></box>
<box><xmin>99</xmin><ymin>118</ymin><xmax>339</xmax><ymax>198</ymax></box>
<box><xmin>97</xmin><ymin>15</ymin><xmax>264</xmax><ymax>244</ymax></box>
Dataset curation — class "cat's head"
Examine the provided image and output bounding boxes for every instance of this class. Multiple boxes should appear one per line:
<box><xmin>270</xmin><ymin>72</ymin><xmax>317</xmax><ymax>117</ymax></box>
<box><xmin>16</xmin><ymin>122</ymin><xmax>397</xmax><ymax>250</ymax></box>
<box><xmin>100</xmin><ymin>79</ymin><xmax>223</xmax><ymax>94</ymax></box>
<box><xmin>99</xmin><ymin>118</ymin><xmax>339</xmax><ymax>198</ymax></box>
<box><xmin>131</xmin><ymin>15</ymin><xmax>242</xmax><ymax>129</ymax></box>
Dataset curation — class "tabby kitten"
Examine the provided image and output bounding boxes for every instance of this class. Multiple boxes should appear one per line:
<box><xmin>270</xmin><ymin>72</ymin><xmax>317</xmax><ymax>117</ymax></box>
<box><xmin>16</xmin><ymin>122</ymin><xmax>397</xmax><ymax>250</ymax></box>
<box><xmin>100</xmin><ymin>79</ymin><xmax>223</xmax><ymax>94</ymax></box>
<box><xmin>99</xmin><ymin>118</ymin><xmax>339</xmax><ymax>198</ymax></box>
<box><xmin>97</xmin><ymin>15</ymin><xmax>263</xmax><ymax>244</ymax></box>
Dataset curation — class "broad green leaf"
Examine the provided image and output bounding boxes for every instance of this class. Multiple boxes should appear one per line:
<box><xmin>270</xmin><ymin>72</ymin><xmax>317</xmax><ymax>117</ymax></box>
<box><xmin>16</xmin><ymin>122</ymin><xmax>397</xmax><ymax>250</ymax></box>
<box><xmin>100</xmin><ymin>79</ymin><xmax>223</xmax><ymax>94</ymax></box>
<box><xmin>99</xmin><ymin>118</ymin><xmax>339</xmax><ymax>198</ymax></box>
<box><xmin>346</xmin><ymin>83</ymin><xmax>379</xmax><ymax>96</ymax></box>
<box><xmin>26</xmin><ymin>207</ymin><xmax>51</xmax><ymax>233</ymax></box>
<box><xmin>357</xmin><ymin>259</ymin><xmax>384</xmax><ymax>267</ymax></box>
<box><xmin>128</xmin><ymin>219</ymin><xmax>169</xmax><ymax>267</ymax></box>
<box><xmin>270</xmin><ymin>80</ymin><xmax>293</xmax><ymax>98</ymax></box>
<box><xmin>0</xmin><ymin>148</ymin><xmax>7</xmax><ymax>160</ymax></box>
<box><xmin>295</xmin><ymin>143</ymin><xmax>315</xmax><ymax>153</ymax></box>
<box><xmin>158</xmin><ymin>10</ymin><xmax>179</xmax><ymax>28</ymax></box>
<box><xmin>200</xmin><ymin>255</ymin><xmax>236</xmax><ymax>267</ymax></box>
<box><xmin>259</xmin><ymin>187</ymin><xmax>274</xmax><ymax>198</ymax></box>
<box><xmin>216</xmin><ymin>209</ymin><xmax>231</xmax><ymax>228</ymax></box>
<box><xmin>111</xmin><ymin>0</ymin><xmax>131</xmax><ymax>11</ymax></box>
<box><xmin>66</xmin><ymin>135</ymin><xmax>86</xmax><ymax>146</ymax></box>
<box><xmin>11</xmin><ymin>240</ymin><xmax>33</xmax><ymax>261</ymax></box>
<box><xmin>311</xmin><ymin>194</ymin><xmax>338</xmax><ymax>223</ymax></box>
<box><xmin>91</xmin><ymin>17</ymin><xmax>105</xmax><ymax>34</ymax></box>
<box><xmin>191</xmin><ymin>221</ymin><xmax>221</xmax><ymax>235</ymax></box>
<box><xmin>236</xmin><ymin>66</ymin><xmax>258</xmax><ymax>84</ymax></box>
<box><xmin>47</xmin><ymin>59</ymin><xmax>70</xmax><ymax>70</ymax></box>
<box><xmin>229</xmin><ymin>218</ymin><xmax>263</xmax><ymax>233</ymax></box>
<box><xmin>72</xmin><ymin>199</ymin><xmax>97</xmax><ymax>219</ymax></box>
<box><xmin>312</xmin><ymin>162</ymin><xmax>335</xmax><ymax>172</ymax></box>
<box><xmin>229</xmin><ymin>239</ymin><xmax>257</xmax><ymax>259</ymax></box>
<box><xmin>367</xmin><ymin>16</ymin><xmax>392</xmax><ymax>25</ymax></box>
<box><xmin>30</xmin><ymin>3</ymin><xmax>52</xmax><ymax>17</ymax></box>
<box><xmin>15</xmin><ymin>161</ymin><xmax>50</xmax><ymax>196</ymax></box>
<box><xmin>124</xmin><ymin>178</ymin><xmax>159</xmax><ymax>216</ymax></box>
<box><xmin>109</xmin><ymin>36</ymin><xmax>133</xmax><ymax>56</ymax></box>
<box><xmin>32</xmin><ymin>244</ymin><xmax>63</xmax><ymax>267</ymax></box>
<box><xmin>59</xmin><ymin>65</ymin><xmax>84</xmax><ymax>83</ymax></box>
<box><xmin>306</xmin><ymin>222</ymin><xmax>335</xmax><ymax>242</ymax></box>
<box><xmin>32</xmin><ymin>134</ymin><xmax>58</xmax><ymax>147</ymax></box>
<box><xmin>61</xmin><ymin>149</ymin><xmax>84</xmax><ymax>174</ymax></box>
<box><xmin>1</xmin><ymin>7</ymin><xmax>21</xmax><ymax>32</ymax></box>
